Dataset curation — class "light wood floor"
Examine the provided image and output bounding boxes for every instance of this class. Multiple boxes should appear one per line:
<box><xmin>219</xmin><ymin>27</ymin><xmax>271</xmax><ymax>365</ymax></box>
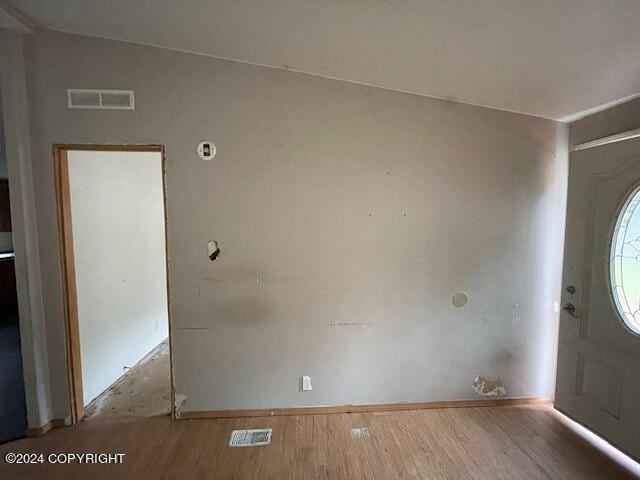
<box><xmin>1</xmin><ymin>403</ymin><xmax>638</xmax><ymax>479</ymax></box>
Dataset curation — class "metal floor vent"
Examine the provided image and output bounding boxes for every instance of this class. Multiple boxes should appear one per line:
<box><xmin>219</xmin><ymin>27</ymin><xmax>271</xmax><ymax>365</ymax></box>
<box><xmin>351</xmin><ymin>427</ymin><xmax>370</xmax><ymax>439</ymax></box>
<box><xmin>229</xmin><ymin>429</ymin><xmax>272</xmax><ymax>447</ymax></box>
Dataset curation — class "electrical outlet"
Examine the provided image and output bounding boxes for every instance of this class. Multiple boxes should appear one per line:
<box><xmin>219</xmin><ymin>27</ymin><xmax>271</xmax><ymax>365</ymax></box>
<box><xmin>301</xmin><ymin>375</ymin><xmax>312</xmax><ymax>391</ymax></box>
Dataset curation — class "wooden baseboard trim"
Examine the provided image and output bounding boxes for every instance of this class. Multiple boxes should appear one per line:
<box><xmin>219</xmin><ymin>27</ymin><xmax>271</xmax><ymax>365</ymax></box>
<box><xmin>25</xmin><ymin>418</ymin><xmax>67</xmax><ymax>437</ymax></box>
<box><xmin>179</xmin><ymin>396</ymin><xmax>552</xmax><ymax>420</ymax></box>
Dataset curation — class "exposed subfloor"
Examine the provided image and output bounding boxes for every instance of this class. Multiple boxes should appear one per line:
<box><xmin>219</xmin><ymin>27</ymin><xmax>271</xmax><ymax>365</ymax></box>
<box><xmin>84</xmin><ymin>339</ymin><xmax>171</xmax><ymax>419</ymax></box>
<box><xmin>1</xmin><ymin>403</ymin><xmax>638</xmax><ymax>479</ymax></box>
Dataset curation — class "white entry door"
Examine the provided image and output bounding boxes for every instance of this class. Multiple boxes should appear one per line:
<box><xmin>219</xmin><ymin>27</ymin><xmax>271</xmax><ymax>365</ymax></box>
<box><xmin>556</xmin><ymin>136</ymin><xmax>640</xmax><ymax>460</ymax></box>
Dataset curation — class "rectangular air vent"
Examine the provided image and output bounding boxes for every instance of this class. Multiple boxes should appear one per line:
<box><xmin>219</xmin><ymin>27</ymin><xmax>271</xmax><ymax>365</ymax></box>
<box><xmin>229</xmin><ymin>429</ymin><xmax>272</xmax><ymax>447</ymax></box>
<box><xmin>67</xmin><ymin>89</ymin><xmax>135</xmax><ymax>110</ymax></box>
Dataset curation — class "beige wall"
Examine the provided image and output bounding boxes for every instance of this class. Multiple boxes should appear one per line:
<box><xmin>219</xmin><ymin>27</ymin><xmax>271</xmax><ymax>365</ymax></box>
<box><xmin>67</xmin><ymin>150</ymin><xmax>169</xmax><ymax>404</ymax></box>
<box><xmin>24</xmin><ymin>30</ymin><xmax>567</xmax><ymax>417</ymax></box>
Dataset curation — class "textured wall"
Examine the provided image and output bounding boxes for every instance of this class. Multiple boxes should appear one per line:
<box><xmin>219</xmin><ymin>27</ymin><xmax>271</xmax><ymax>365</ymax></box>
<box><xmin>24</xmin><ymin>30</ymin><xmax>567</xmax><ymax>416</ymax></box>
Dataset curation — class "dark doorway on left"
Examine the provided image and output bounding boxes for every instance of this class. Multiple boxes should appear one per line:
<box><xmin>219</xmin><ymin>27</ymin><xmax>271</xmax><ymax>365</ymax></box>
<box><xmin>0</xmin><ymin>133</ymin><xmax>28</xmax><ymax>443</ymax></box>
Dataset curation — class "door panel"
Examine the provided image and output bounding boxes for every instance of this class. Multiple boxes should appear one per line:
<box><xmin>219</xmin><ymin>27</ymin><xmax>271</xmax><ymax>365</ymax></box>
<box><xmin>556</xmin><ymin>137</ymin><xmax>640</xmax><ymax>460</ymax></box>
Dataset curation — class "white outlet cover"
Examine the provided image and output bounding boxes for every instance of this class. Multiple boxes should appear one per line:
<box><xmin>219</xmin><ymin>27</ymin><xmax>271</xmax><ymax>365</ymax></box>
<box><xmin>302</xmin><ymin>375</ymin><xmax>312</xmax><ymax>391</ymax></box>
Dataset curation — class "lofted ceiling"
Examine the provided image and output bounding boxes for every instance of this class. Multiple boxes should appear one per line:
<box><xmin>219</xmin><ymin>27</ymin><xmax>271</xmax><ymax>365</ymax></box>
<box><xmin>11</xmin><ymin>0</ymin><xmax>640</xmax><ymax>121</ymax></box>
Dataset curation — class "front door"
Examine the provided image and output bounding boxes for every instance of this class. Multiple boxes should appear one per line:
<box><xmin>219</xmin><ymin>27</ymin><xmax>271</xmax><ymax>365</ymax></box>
<box><xmin>556</xmin><ymin>136</ymin><xmax>640</xmax><ymax>460</ymax></box>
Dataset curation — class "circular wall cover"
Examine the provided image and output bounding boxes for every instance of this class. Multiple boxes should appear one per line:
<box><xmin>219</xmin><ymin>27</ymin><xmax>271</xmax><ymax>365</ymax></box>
<box><xmin>452</xmin><ymin>292</ymin><xmax>468</xmax><ymax>308</ymax></box>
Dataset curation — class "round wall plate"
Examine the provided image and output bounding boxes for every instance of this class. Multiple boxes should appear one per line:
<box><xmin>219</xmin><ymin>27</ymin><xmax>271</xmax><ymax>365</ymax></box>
<box><xmin>452</xmin><ymin>292</ymin><xmax>469</xmax><ymax>308</ymax></box>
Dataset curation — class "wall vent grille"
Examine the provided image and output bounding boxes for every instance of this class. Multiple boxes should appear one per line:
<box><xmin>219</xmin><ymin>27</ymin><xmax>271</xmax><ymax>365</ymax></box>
<box><xmin>67</xmin><ymin>89</ymin><xmax>135</xmax><ymax>110</ymax></box>
<box><xmin>229</xmin><ymin>429</ymin><xmax>272</xmax><ymax>447</ymax></box>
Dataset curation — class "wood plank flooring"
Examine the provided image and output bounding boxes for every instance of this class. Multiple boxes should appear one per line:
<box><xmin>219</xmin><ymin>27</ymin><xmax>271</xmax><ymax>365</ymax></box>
<box><xmin>1</xmin><ymin>403</ymin><xmax>638</xmax><ymax>479</ymax></box>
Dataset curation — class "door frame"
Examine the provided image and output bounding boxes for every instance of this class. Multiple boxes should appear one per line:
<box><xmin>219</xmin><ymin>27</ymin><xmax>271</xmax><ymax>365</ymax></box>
<box><xmin>53</xmin><ymin>144</ymin><xmax>175</xmax><ymax>424</ymax></box>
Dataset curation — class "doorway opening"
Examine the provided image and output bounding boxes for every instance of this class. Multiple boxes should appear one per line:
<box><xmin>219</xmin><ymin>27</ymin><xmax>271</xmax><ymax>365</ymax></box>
<box><xmin>0</xmin><ymin>92</ymin><xmax>28</xmax><ymax>443</ymax></box>
<box><xmin>54</xmin><ymin>145</ymin><xmax>173</xmax><ymax>423</ymax></box>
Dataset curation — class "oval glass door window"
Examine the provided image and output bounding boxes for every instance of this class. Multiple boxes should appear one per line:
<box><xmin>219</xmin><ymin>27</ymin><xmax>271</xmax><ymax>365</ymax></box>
<box><xmin>610</xmin><ymin>185</ymin><xmax>640</xmax><ymax>335</ymax></box>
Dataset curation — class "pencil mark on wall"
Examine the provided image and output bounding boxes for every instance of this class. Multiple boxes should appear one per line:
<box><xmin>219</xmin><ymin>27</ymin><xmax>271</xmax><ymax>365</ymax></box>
<box><xmin>329</xmin><ymin>322</ymin><xmax>376</xmax><ymax>330</ymax></box>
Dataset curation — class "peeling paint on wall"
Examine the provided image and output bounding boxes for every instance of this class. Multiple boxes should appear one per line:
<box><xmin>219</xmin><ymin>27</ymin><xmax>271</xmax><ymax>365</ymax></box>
<box><xmin>174</xmin><ymin>392</ymin><xmax>187</xmax><ymax>418</ymax></box>
<box><xmin>472</xmin><ymin>375</ymin><xmax>506</xmax><ymax>396</ymax></box>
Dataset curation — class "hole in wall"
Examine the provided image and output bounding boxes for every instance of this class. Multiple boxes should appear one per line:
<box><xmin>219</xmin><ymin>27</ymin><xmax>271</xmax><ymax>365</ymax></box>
<box><xmin>208</xmin><ymin>240</ymin><xmax>220</xmax><ymax>262</ymax></box>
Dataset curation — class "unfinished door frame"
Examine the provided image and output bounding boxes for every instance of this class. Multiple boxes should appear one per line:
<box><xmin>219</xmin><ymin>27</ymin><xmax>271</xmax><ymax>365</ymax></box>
<box><xmin>53</xmin><ymin>144</ymin><xmax>174</xmax><ymax>424</ymax></box>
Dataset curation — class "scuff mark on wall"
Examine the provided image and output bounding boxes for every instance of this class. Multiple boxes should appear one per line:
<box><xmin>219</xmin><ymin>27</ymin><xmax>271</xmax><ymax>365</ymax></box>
<box><xmin>494</xmin><ymin>349</ymin><xmax>518</xmax><ymax>367</ymax></box>
<box><xmin>511</xmin><ymin>303</ymin><xmax>521</xmax><ymax>327</ymax></box>
<box><xmin>197</xmin><ymin>273</ymin><xmax>303</xmax><ymax>301</ymax></box>
<box><xmin>174</xmin><ymin>392</ymin><xmax>187</xmax><ymax>418</ymax></box>
<box><xmin>472</xmin><ymin>374</ymin><xmax>506</xmax><ymax>396</ymax></box>
<box><xmin>208</xmin><ymin>240</ymin><xmax>220</xmax><ymax>262</ymax></box>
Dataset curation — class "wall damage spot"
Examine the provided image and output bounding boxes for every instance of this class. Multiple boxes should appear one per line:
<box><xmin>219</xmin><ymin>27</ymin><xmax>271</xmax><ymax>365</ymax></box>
<box><xmin>472</xmin><ymin>374</ymin><xmax>506</xmax><ymax>396</ymax></box>
<box><xmin>208</xmin><ymin>240</ymin><xmax>220</xmax><ymax>262</ymax></box>
<box><xmin>174</xmin><ymin>392</ymin><xmax>187</xmax><ymax>418</ymax></box>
